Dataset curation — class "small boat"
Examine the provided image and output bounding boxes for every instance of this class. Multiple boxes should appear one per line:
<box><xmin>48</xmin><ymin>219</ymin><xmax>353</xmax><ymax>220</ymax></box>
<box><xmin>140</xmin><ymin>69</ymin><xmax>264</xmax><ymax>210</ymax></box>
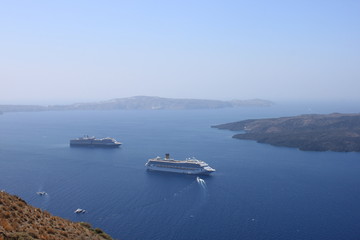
<box><xmin>196</xmin><ymin>176</ymin><xmax>201</xmax><ymax>183</ymax></box>
<box><xmin>36</xmin><ymin>191</ymin><xmax>47</xmax><ymax>196</ymax></box>
<box><xmin>74</xmin><ymin>208</ymin><xmax>86</xmax><ymax>214</ymax></box>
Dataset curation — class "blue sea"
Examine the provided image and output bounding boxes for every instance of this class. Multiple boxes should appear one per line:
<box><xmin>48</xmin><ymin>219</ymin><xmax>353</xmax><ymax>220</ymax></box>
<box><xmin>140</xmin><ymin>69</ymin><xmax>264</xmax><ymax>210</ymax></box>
<box><xmin>1</xmin><ymin>102</ymin><xmax>360</xmax><ymax>240</ymax></box>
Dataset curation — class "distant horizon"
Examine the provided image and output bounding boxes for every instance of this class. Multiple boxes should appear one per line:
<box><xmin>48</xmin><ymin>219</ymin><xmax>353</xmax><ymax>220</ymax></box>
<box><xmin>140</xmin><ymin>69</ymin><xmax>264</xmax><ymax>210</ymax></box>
<box><xmin>1</xmin><ymin>95</ymin><xmax>271</xmax><ymax>106</ymax></box>
<box><xmin>0</xmin><ymin>95</ymin><xmax>358</xmax><ymax>107</ymax></box>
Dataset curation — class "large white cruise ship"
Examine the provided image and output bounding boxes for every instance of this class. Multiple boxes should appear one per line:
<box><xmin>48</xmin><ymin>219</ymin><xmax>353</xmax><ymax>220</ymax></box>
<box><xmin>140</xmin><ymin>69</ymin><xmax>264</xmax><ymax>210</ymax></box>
<box><xmin>70</xmin><ymin>136</ymin><xmax>122</xmax><ymax>147</ymax></box>
<box><xmin>145</xmin><ymin>154</ymin><xmax>215</xmax><ymax>175</ymax></box>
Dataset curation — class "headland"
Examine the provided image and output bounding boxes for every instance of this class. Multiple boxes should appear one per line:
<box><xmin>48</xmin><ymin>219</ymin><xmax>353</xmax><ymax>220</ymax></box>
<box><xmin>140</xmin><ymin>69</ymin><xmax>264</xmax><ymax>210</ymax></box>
<box><xmin>213</xmin><ymin>113</ymin><xmax>360</xmax><ymax>152</ymax></box>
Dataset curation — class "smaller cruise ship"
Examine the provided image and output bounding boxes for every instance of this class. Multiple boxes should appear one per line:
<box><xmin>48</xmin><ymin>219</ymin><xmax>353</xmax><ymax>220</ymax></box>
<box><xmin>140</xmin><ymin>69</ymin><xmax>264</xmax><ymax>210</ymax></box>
<box><xmin>145</xmin><ymin>154</ymin><xmax>215</xmax><ymax>175</ymax></box>
<box><xmin>70</xmin><ymin>136</ymin><xmax>121</xmax><ymax>147</ymax></box>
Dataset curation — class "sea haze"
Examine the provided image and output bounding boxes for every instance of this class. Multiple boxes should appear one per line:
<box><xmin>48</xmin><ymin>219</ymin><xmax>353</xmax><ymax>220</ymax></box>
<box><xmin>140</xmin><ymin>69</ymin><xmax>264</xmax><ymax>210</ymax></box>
<box><xmin>0</xmin><ymin>103</ymin><xmax>360</xmax><ymax>240</ymax></box>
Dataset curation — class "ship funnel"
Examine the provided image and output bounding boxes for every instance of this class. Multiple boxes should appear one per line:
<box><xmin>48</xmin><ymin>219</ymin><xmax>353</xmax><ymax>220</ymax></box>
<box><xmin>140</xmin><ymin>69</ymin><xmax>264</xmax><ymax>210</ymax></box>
<box><xmin>165</xmin><ymin>153</ymin><xmax>170</xmax><ymax>159</ymax></box>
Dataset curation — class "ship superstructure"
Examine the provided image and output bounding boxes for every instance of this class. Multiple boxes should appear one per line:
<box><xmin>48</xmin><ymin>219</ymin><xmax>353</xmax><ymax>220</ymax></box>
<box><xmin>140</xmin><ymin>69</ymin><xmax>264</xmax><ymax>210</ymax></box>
<box><xmin>70</xmin><ymin>136</ymin><xmax>121</xmax><ymax>147</ymax></box>
<box><xmin>145</xmin><ymin>154</ymin><xmax>215</xmax><ymax>175</ymax></box>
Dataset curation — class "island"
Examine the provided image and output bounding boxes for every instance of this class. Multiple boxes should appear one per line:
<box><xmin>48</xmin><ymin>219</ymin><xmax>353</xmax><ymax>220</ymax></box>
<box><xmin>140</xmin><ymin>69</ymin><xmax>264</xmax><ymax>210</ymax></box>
<box><xmin>0</xmin><ymin>96</ymin><xmax>273</xmax><ymax>112</ymax></box>
<box><xmin>212</xmin><ymin>113</ymin><xmax>360</xmax><ymax>152</ymax></box>
<box><xmin>0</xmin><ymin>191</ymin><xmax>113</xmax><ymax>240</ymax></box>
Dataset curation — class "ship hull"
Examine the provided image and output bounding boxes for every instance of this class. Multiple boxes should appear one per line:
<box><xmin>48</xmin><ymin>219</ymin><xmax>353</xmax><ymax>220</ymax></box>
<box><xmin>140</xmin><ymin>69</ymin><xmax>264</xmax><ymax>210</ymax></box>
<box><xmin>146</xmin><ymin>165</ymin><xmax>214</xmax><ymax>175</ymax></box>
<box><xmin>70</xmin><ymin>143</ymin><xmax>121</xmax><ymax>148</ymax></box>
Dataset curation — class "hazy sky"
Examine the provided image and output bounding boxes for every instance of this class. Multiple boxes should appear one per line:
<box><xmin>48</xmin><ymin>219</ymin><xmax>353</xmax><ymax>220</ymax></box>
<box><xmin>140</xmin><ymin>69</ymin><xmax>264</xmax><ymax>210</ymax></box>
<box><xmin>1</xmin><ymin>0</ymin><xmax>359</xmax><ymax>104</ymax></box>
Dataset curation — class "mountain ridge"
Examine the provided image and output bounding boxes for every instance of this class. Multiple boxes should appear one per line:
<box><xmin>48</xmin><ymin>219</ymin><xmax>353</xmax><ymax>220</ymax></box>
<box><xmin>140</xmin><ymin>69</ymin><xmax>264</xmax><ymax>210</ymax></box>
<box><xmin>0</xmin><ymin>96</ymin><xmax>273</xmax><ymax>112</ymax></box>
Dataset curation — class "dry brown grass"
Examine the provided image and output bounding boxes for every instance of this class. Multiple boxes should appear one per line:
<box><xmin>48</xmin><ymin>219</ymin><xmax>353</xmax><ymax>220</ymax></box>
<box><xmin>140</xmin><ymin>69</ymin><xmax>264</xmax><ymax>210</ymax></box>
<box><xmin>0</xmin><ymin>191</ymin><xmax>114</xmax><ymax>240</ymax></box>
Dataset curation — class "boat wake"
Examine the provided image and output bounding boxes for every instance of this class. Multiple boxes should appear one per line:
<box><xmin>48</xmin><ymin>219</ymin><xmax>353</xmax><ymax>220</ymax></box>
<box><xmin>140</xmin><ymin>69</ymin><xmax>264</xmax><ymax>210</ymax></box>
<box><xmin>196</xmin><ymin>177</ymin><xmax>207</xmax><ymax>189</ymax></box>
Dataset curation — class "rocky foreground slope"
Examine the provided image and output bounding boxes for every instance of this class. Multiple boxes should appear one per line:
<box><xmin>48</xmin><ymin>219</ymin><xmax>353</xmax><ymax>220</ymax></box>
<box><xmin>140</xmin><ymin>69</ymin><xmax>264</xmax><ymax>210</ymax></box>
<box><xmin>0</xmin><ymin>191</ymin><xmax>113</xmax><ymax>240</ymax></box>
<box><xmin>213</xmin><ymin>113</ymin><xmax>360</xmax><ymax>152</ymax></box>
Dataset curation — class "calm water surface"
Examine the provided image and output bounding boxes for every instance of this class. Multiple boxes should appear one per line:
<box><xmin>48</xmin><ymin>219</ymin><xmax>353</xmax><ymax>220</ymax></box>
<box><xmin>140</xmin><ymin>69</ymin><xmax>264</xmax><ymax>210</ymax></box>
<box><xmin>0</xmin><ymin>103</ymin><xmax>360</xmax><ymax>240</ymax></box>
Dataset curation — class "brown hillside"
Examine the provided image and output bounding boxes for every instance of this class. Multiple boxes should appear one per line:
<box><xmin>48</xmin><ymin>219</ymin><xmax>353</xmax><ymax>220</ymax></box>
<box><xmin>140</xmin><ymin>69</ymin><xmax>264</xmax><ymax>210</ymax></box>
<box><xmin>0</xmin><ymin>191</ymin><xmax>113</xmax><ymax>240</ymax></box>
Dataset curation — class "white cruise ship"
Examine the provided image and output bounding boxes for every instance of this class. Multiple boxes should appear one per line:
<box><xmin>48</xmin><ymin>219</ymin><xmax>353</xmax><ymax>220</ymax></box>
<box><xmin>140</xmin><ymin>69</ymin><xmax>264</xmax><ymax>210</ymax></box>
<box><xmin>145</xmin><ymin>154</ymin><xmax>215</xmax><ymax>175</ymax></box>
<box><xmin>70</xmin><ymin>136</ymin><xmax>121</xmax><ymax>147</ymax></box>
